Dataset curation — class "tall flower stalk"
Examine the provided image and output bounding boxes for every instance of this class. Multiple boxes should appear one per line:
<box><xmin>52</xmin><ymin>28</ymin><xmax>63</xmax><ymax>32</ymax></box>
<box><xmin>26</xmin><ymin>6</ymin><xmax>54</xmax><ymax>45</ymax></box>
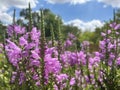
<box><xmin>39</xmin><ymin>9</ymin><xmax>46</xmax><ymax>89</ymax></box>
<box><xmin>13</xmin><ymin>9</ymin><xmax>16</xmax><ymax>25</ymax></box>
<box><xmin>57</xmin><ymin>17</ymin><xmax>62</xmax><ymax>63</ymax></box>
<box><xmin>29</xmin><ymin>3</ymin><xmax>32</xmax><ymax>31</ymax></box>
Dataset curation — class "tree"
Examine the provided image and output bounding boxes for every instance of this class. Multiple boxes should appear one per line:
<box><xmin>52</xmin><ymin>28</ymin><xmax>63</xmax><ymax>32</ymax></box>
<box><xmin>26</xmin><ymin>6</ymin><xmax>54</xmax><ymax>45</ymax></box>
<box><xmin>0</xmin><ymin>21</ymin><xmax>6</xmax><ymax>42</ymax></box>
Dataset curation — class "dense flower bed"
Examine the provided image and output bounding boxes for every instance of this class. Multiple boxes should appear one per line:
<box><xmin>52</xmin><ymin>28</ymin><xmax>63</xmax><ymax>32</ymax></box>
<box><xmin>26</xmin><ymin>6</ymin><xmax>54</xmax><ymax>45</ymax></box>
<box><xmin>0</xmin><ymin>22</ymin><xmax>120</xmax><ymax>90</ymax></box>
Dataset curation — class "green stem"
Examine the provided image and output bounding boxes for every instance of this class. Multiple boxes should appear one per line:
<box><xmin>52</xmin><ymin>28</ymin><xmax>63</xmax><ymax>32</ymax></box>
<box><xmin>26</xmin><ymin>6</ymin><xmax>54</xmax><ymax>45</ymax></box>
<box><xmin>13</xmin><ymin>9</ymin><xmax>16</xmax><ymax>25</ymax></box>
<box><xmin>39</xmin><ymin>9</ymin><xmax>46</xmax><ymax>89</ymax></box>
<box><xmin>28</xmin><ymin>3</ymin><xmax>32</xmax><ymax>31</ymax></box>
<box><xmin>57</xmin><ymin>18</ymin><xmax>62</xmax><ymax>64</ymax></box>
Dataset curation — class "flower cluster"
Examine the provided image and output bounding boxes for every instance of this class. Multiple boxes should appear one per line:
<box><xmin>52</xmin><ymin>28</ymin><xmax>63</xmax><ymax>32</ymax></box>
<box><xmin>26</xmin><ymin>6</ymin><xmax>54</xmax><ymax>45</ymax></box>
<box><xmin>5</xmin><ymin>25</ymin><xmax>62</xmax><ymax>87</ymax></box>
<box><xmin>3</xmin><ymin>22</ymin><xmax>120</xmax><ymax>90</ymax></box>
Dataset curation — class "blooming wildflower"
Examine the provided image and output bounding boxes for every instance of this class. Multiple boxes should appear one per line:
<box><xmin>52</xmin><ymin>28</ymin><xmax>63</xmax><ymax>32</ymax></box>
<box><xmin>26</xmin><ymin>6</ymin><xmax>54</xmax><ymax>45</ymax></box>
<box><xmin>68</xmin><ymin>52</ymin><xmax>78</xmax><ymax>66</ymax></box>
<box><xmin>31</xmin><ymin>50</ymin><xmax>40</xmax><ymax>59</ymax></box>
<box><xmin>101</xmin><ymin>32</ymin><xmax>106</xmax><ymax>37</ymax></box>
<box><xmin>25</xmin><ymin>42</ymin><xmax>35</xmax><ymax>50</ymax></box>
<box><xmin>14</xmin><ymin>25</ymin><xmax>25</xmax><ymax>34</ymax></box>
<box><xmin>30</xmin><ymin>27</ymin><xmax>40</xmax><ymax>42</ymax></box>
<box><xmin>64</xmin><ymin>39</ymin><xmax>72</xmax><ymax>47</ymax></box>
<box><xmin>45</xmin><ymin>54</ymin><xmax>61</xmax><ymax>74</ymax></box>
<box><xmin>30</xmin><ymin>59</ymin><xmax>40</xmax><ymax>67</ymax></box>
<box><xmin>94</xmin><ymin>52</ymin><xmax>100</xmax><ymax>57</ymax></box>
<box><xmin>36</xmin><ymin>81</ymin><xmax>40</xmax><ymax>86</ymax></box>
<box><xmin>19</xmin><ymin>36</ymin><xmax>28</xmax><ymax>46</ymax></box>
<box><xmin>68</xmin><ymin>33</ymin><xmax>76</xmax><ymax>40</ymax></box>
<box><xmin>77</xmin><ymin>51</ymin><xmax>86</xmax><ymax>65</ymax></box>
<box><xmin>7</xmin><ymin>25</ymin><xmax>14</xmax><ymax>36</ymax></box>
<box><xmin>6</xmin><ymin>39</ymin><xmax>21</xmax><ymax>52</ymax></box>
<box><xmin>60</xmin><ymin>51</ymin><xmax>69</xmax><ymax>65</ymax></box>
<box><xmin>33</xmin><ymin>74</ymin><xmax>39</xmax><ymax>80</ymax></box>
<box><xmin>19</xmin><ymin>72</ymin><xmax>25</xmax><ymax>85</ymax></box>
<box><xmin>54</xmin><ymin>84</ymin><xmax>58</xmax><ymax>90</ymax></box>
<box><xmin>75</xmin><ymin>70</ymin><xmax>81</xmax><ymax>78</ymax></box>
<box><xmin>6</xmin><ymin>40</ymin><xmax>21</xmax><ymax>66</ymax></box>
<box><xmin>45</xmin><ymin>47</ymin><xmax>55</xmax><ymax>55</ymax></box>
<box><xmin>82</xmin><ymin>41</ymin><xmax>90</xmax><ymax>46</ymax></box>
<box><xmin>116</xmin><ymin>31</ymin><xmax>119</xmax><ymax>35</ymax></box>
<box><xmin>70</xmin><ymin>78</ymin><xmax>76</xmax><ymax>86</ymax></box>
<box><xmin>109</xmin><ymin>22</ymin><xmax>116</xmax><ymax>28</ymax></box>
<box><xmin>99</xmin><ymin>41</ymin><xmax>106</xmax><ymax>49</ymax></box>
<box><xmin>56</xmin><ymin>74</ymin><xmax>68</xmax><ymax>84</ymax></box>
<box><xmin>107</xmin><ymin>30</ymin><xmax>111</xmax><ymax>34</ymax></box>
<box><xmin>7</xmin><ymin>25</ymin><xmax>25</xmax><ymax>36</ymax></box>
<box><xmin>117</xmin><ymin>57</ymin><xmax>120</xmax><ymax>65</ymax></box>
<box><xmin>11</xmin><ymin>72</ymin><xmax>17</xmax><ymax>83</ymax></box>
<box><xmin>114</xmin><ymin>24</ymin><xmax>120</xmax><ymax>30</ymax></box>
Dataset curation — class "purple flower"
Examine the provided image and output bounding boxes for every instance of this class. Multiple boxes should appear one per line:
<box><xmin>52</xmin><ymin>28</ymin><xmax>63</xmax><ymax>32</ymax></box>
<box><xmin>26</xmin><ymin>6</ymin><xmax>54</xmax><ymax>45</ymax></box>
<box><xmin>11</xmin><ymin>72</ymin><xmax>17</xmax><ymax>83</ymax></box>
<box><xmin>101</xmin><ymin>32</ymin><xmax>106</xmax><ymax>37</ymax></box>
<box><xmin>108</xmin><ymin>43</ymin><xmax>116</xmax><ymax>50</ymax></box>
<box><xmin>114</xmin><ymin>24</ymin><xmax>120</xmax><ymax>30</ymax></box>
<box><xmin>107</xmin><ymin>30</ymin><xmax>111</xmax><ymax>34</ymax></box>
<box><xmin>19</xmin><ymin>72</ymin><xmax>25</xmax><ymax>85</ymax></box>
<box><xmin>56</xmin><ymin>74</ymin><xmax>68</xmax><ymax>84</ymax></box>
<box><xmin>5</xmin><ymin>40</ymin><xmax>21</xmax><ymax>66</ymax></box>
<box><xmin>116</xmin><ymin>31</ymin><xmax>119</xmax><ymax>35</ymax></box>
<box><xmin>30</xmin><ymin>60</ymin><xmax>40</xmax><ymax>67</ymax></box>
<box><xmin>75</xmin><ymin>70</ymin><xmax>81</xmax><ymax>78</ymax></box>
<box><xmin>117</xmin><ymin>57</ymin><xmax>120</xmax><ymax>65</ymax></box>
<box><xmin>70</xmin><ymin>78</ymin><xmax>76</xmax><ymax>86</ymax></box>
<box><xmin>36</xmin><ymin>81</ymin><xmax>40</xmax><ymax>86</ymax></box>
<box><xmin>94</xmin><ymin>52</ymin><xmax>100</xmax><ymax>57</ymax></box>
<box><xmin>22</xmin><ymin>50</ymin><xmax>29</xmax><ymax>57</ymax></box>
<box><xmin>109</xmin><ymin>22</ymin><xmax>116</xmax><ymax>28</ymax></box>
<box><xmin>7</xmin><ymin>25</ymin><xmax>25</xmax><ymax>35</ymax></box>
<box><xmin>64</xmin><ymin>39</ymin><xmax>72</xmax><ymax>47</ymax></box>
<box><xmin>68</xmin><ymin>52</ymin><xmax>78</xmax><ymax>66</ymax></box>
<box><xmin>31</xmin><ymin>50</ymin><xmax>40</xmax><ymax>59</ymax></box>
<box><xmin>6</xmin><ymin>39</ymin><xmax>21</xmax><ymax>52</ymax></box>
<box><xmin>33</xmin><ymin>74</ymin><xmax>39</xmax><ymax>80</ymax></box>
<box><xmin>68</xmin><ymin>33</ymin><xmax>76</xmax><ymax>40</ymax></box>
<box><xmin>54</xmin><ymin>84</ymin><xmax>58</xmax><ymax>90</ymax></box>
<box><xmin>82</xmin><ymin>41</ymin><xmax>90</xmax><ymax>46</ymax></box>
<box><xmin>7</xmin><ymin>25</ymin><xmax>14</xmax><ymax>36</ymax></box>
<box><xmin>45</xmin><ymin>47</ymin><xmax>56</xmax><ymax>55</ymax></box>
<box><xmin>77</xmin><ymin>51</ymin><xmax>86</xmax><ymax>65</ymax></box>
<box><xmin>60</xmin><ymin>51</ymin><xmax>69</xmax><ymax>65</ymax></box>
<box><xmin>93</xmin><ymin>56</ymin><xmax>100</xmax><ymax>63</ymax></box>
<box><xmin>109</xmin><ymin>53</ymin><xmax>115</xmax><ymax>60</ymax></box>
<box><xmin>30</xmin><ymin>27</ymin><xmax>40</xmax><ymax>42</ymax></box>
<box><xmin>25</xmin><ymin>42</ymin><xmax>35</xmax><ymax>50</ymax></box>
<box><xmin>99</xmin><ymin>41</ymin><xmax>106</xmax><ymax>49</ymax></box>
<box><xmin>45</xmin><ymin>54</ymin><xmax>61</xmax><ymax>74</ymax></box>
<box><xmin>14</xmin><ymin>25</ymin><xmax>25</xmax><ymax>34</ymax></box>
<box><xmin>89</xmin><ymin>57</ymin><xmax>95</xmax><ymax>65</ymax></box>
<box><xmin>19</xmin><ymin>36</ymin><xmax>28</xmax><ymax>46</ymax></box>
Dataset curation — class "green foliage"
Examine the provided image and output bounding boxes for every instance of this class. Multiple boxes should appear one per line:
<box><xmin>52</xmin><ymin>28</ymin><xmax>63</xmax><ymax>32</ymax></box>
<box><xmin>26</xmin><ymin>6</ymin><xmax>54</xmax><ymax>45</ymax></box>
<box><xmin>0</xmin><ymin>22</ymin><xmax>6</xmax><ymax>43</ymax></box>
<box><xmin>62</xmin><ymin>25</ymin><xmax>81</xmax><ymax>40</ymax></box>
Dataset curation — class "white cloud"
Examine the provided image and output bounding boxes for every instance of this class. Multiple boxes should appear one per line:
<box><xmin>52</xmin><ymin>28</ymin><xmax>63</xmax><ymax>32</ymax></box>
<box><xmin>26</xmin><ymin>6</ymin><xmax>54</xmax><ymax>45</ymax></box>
<box><xmin>46</xmin><ymin>0</ymin><xmax>90</xmax><ymax>5</ymax></box>
<box><xmin>0</xmin><ymin>0</ymin><xmax>38</xmax><ymax>9</ymax></box>
<box><xmin>64</xmin><ymin>19</ymin><xmax>104</xmax><ymax>32</ymax></box>
<box><xmin>0</xmin><ymin>0</ymin><xmax>38</xmax><ymax>24</ymax></box>
<box><xmin>98</xmin><ymin>0</ymin><xmax>120</xmax><ymax>8</ymax></box>
<box><xmin>0</xmin><ymin>12</ymin><xmax>12</xmax><ymax>24</ymax></box>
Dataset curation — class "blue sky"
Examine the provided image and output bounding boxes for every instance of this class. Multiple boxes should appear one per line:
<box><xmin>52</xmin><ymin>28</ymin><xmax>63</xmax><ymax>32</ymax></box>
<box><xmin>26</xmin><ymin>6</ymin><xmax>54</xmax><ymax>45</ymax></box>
<box><xmin>38</xmin><ymin>0</ymin><xmax>114</xmax><ymax>22</ymax></box>
<box><xmin>0</xmin><ymin>0</ymin><xmax>119</xmax><ymax>31</ymax></box>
